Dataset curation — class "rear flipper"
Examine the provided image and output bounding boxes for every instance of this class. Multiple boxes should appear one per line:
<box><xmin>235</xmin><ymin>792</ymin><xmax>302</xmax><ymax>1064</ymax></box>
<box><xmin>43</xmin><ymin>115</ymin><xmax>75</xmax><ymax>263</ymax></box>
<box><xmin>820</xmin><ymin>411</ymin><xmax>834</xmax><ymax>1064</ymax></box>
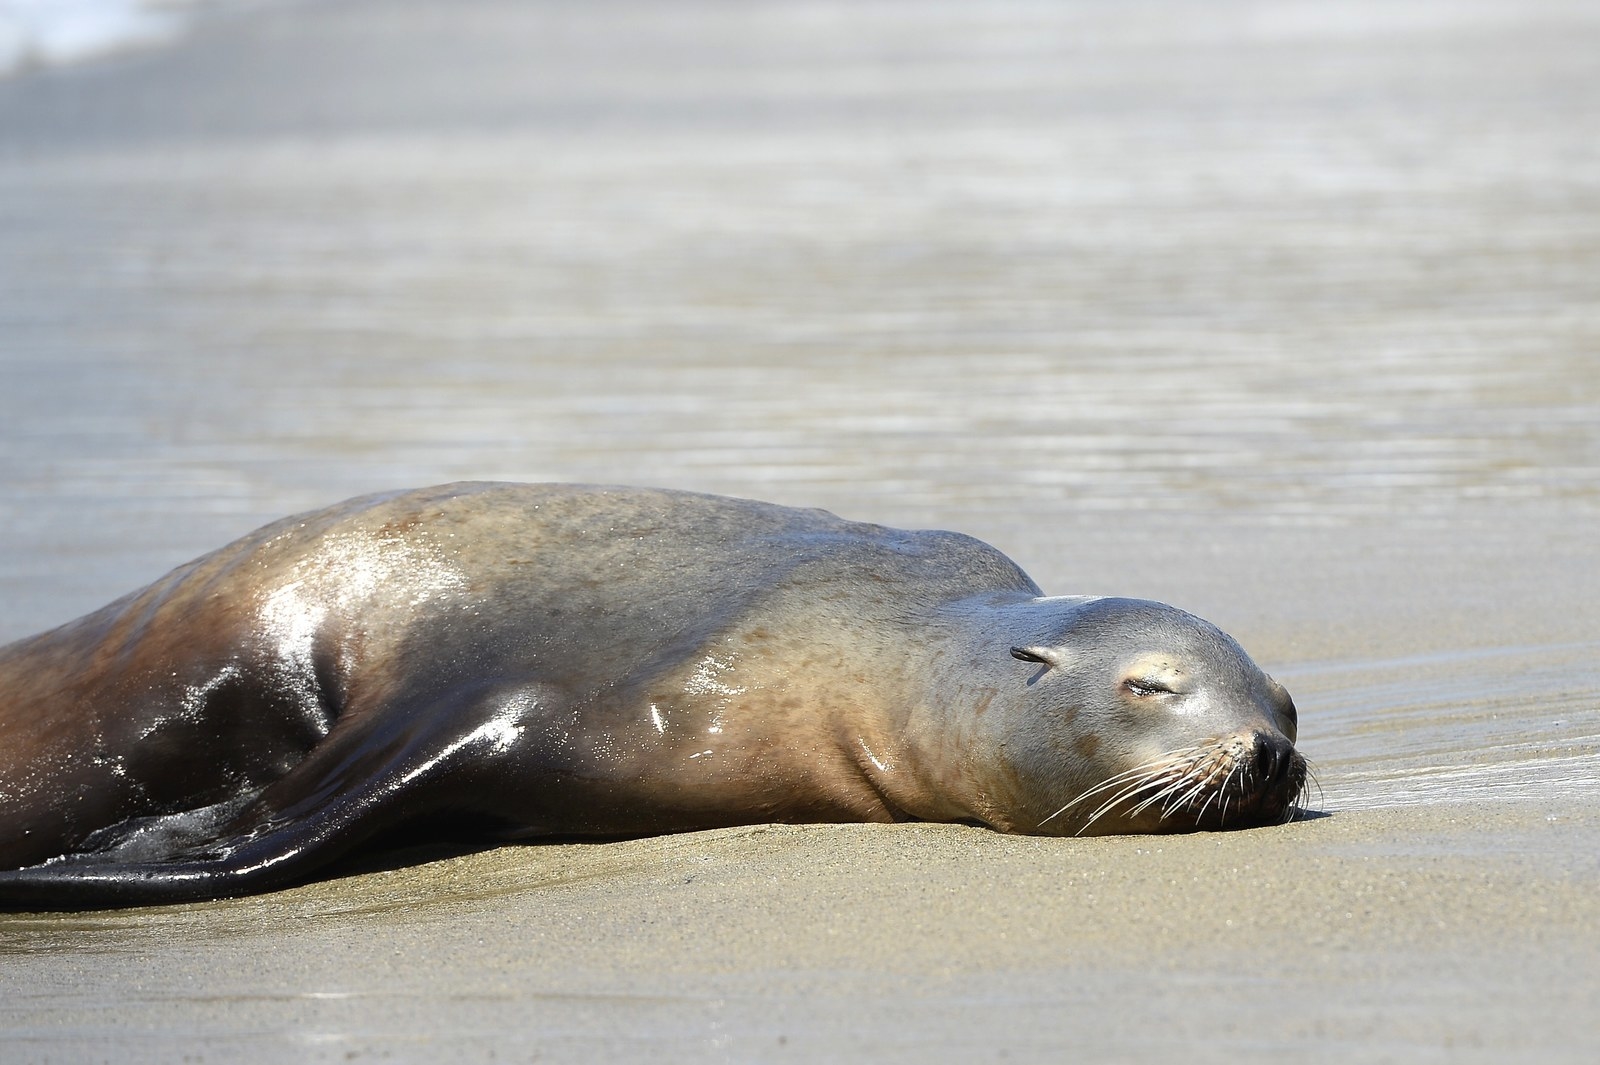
<box><xmin>0</xmin><ymin>682</ymin><xmax>559</xmax><ymax>911</ymax></box>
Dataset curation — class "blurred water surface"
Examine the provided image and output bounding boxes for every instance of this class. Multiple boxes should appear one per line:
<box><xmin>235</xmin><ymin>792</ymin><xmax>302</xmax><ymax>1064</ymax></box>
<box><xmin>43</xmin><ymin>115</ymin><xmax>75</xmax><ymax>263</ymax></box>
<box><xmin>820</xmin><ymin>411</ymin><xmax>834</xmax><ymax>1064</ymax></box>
<box><xmin>3</xmin><ymin>1</ymin><xmax>1596</xmax><ymax>538</ymax></box>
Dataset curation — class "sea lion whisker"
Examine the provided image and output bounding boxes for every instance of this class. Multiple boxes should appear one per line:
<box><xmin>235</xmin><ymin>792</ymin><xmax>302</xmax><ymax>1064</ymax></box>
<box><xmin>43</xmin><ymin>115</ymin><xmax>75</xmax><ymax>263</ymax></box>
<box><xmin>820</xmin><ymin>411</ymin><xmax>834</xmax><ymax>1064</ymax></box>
<box><xmin>1202</xmin><ymin>761</ymin><xmax>1247</xmax><ymax>826</ymax></box>
<box><xmin>1161</xmin><ymin>761</ymin><xmax>1227</xmax><ymax>821</ymax></box>
<box><xmin>1278</xmin><ymin>758</ymin><xmax>1316</xmax><ymax>823</ymax></box>
<box><xmin>1127</xmin><ymin>764</ymin><xmax>1206</xmax><ymax>817</ymax></box>
<box><xmin>1302</xmin><ymin>759</ymin><xmax>1323</xmax><ymax>808</ymax></box>
<box><xmin>1087</xmin><ymin>767</ymin><xmax>1189</xmax><ymax>824</ymax></box>
<box><xmin>1062</xmin><ymin>743</ymin><xmax>1224</xmax><ymax>832</ymax></box>
<box><xmin>1075</xmin><ymin>747</ymin><xmax>1208</xmax><ymax>811</ymax></box>
<box><xmin>1127</xmin><ymin>772</ymin><xmax>1189</xmax><ymax>810</ymax></box>
<box><xmin>1081</xmin><ymin>775</ymin><xmax>1167</xmax><ymax>825</ymax></box>
<box><xmin>1076</xmin><ymin>747</ymin><xmax>1207</xmax><ymax>797</ymax></box>
<box><xmin>1076</xmin><ymin>755</ymin><xmax>1212</xmax><ymax>832</ymax></box>
<box><xmin>1075</xmin><ymin>771</ymin><xmax>1185</xmax><ymax>833</ymax></box>
<box><xmin>1156</xmin><ymin>751</ymin><xmax>1218</xmax><ymax>813</ymax></box>
<box><xmin>1126</xmin><ymin>782</ymin><xmax>1189</xmax><ymax>820</ymax></box>
<box><xmin>1036</xmin><ymin>747</ymin><xmax>1204</xmax><ymax>828</ymax></box>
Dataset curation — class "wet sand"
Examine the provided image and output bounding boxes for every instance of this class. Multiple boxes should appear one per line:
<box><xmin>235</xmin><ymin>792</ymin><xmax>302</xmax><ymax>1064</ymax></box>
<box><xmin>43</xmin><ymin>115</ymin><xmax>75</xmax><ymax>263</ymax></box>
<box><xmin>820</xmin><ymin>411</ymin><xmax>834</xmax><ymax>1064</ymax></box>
<box><xmin>4</xmin><ymin>808</ymin><xmax>1598</xmax><ymax>1062</ymax></box>
<box><xmin>2</xmin><ymin>0</ymin><xmax>1598</xmax><ymax>1061</ymax></box>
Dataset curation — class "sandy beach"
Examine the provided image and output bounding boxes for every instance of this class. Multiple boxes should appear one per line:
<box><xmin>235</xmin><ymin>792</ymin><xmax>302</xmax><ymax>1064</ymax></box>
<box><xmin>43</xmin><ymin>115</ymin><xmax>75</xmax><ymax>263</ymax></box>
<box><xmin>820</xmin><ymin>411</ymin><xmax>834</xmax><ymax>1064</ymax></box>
<box><xmin>1</xmin><ymin>0</ymin><xmax>1597</xmax><ymax>1061</ymax></box>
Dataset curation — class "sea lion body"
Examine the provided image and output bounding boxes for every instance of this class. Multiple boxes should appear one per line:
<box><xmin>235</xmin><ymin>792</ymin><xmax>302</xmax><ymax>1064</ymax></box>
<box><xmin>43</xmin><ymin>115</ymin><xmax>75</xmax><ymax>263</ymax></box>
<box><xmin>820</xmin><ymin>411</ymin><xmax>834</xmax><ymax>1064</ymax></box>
<box><xmin>0</xmin><ymin>483</ymin><xmax>1303</xmax><ymax>908</ymax></box>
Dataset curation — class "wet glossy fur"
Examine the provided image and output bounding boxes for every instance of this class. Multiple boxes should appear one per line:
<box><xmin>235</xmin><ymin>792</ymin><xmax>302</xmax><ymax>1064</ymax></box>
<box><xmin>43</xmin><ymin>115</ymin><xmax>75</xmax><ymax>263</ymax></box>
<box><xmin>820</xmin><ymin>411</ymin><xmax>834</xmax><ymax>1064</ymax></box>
<box><xmin>0</xmin><ymin>483</ymin><xmax>1304</xmax><ymax>909</ymax></box>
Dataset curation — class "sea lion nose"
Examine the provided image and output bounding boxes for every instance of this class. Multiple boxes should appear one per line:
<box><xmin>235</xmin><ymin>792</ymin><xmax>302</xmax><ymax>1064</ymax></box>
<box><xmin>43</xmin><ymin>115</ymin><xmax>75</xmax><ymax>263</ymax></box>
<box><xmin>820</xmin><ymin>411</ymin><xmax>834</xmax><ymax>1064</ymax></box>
<box><xmin>1250</xmin><ymin>730</ymin><xmax>1296</xmax><ymax>784</ymax></box>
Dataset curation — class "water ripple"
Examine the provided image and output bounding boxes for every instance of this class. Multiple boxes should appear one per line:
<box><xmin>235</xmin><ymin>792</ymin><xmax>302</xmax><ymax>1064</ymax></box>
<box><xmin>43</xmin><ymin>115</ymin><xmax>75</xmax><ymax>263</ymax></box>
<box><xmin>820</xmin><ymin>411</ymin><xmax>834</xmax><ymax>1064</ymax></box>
<box><xmin>1292</xmin><ymin>643</ymin><xmax>1600</xmax><ymax>810</ymax></box>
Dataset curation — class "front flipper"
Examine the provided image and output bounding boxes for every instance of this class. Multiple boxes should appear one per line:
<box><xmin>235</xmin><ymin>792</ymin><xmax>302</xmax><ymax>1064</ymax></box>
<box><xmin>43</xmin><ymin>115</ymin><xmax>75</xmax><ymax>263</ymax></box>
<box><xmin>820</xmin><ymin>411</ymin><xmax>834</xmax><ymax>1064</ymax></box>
<box><xmin>0</xmin><ymin>681</ymin><xmax>561</xmax><ymax>910</ymax></box>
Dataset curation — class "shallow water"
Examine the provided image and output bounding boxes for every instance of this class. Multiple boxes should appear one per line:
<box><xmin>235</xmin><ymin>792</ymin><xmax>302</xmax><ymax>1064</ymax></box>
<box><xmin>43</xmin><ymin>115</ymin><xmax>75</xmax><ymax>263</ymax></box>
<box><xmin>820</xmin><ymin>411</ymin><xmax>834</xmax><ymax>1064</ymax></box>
<box><xmin>2</xmin><ymin>1</ymin><xmax>1597</xmax><ymax>557</ymax></box>
<box><xmin>1285</xmin><ymin>642</ymin><xmax>1600</xmax><ymax>810</ymax></box>
<box><xmin>1</xmin><ymin>0</ymin><xmax>1598</xmax><ymax>1060</ymax></box>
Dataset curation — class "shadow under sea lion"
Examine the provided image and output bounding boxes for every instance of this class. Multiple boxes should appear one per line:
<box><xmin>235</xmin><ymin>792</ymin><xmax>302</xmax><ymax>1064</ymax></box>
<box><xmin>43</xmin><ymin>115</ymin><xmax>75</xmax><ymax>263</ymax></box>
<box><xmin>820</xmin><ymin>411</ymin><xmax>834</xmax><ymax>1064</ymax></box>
<box><xmin>0</xmin><ymin>483</ymin><xmax>1306</xmax><ymax>909</ymax></box>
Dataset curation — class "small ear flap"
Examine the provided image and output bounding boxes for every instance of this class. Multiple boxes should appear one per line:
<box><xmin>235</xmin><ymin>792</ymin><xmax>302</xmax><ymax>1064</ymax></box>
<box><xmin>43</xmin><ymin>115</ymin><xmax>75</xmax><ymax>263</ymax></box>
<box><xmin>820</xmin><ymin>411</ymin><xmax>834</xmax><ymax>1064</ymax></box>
<box><xmin>1010</xmin><ymin>645</ymin><xmax>1068</xmax><ymax>669</ymax></box>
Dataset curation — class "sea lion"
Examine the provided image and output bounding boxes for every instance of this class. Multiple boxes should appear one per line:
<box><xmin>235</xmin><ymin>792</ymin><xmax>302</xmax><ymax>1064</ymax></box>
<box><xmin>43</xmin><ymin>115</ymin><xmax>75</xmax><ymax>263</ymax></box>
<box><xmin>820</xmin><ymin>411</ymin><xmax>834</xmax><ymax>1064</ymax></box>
<box><xmin>0</xmin><ymin>483</ymin><xmax>1304</xmax><ymax>909</ymax></box>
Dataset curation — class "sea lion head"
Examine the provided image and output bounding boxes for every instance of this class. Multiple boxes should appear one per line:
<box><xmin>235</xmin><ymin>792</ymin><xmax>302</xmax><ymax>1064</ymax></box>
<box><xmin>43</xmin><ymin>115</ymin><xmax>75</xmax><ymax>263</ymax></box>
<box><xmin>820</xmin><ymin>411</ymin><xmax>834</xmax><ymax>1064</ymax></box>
<box><xmin>975</xmin><ymin>595</ymin><xmax>1305</xmax><ymax>836</ymax></box>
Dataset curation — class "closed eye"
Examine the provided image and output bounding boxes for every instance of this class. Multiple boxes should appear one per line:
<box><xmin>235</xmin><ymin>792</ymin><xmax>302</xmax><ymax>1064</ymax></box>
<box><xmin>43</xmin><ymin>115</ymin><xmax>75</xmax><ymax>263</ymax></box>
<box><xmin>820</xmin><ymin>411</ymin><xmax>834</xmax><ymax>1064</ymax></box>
<box><xmin>1123</xmin><ymin>679</ymin><xmax>1174</xmax><ymax>697</ymax></box>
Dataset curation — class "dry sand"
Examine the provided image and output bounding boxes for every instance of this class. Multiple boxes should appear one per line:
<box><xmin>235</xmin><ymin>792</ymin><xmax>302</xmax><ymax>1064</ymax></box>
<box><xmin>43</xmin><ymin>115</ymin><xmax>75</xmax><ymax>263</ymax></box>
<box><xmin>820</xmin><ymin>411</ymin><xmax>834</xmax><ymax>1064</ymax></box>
<box><xmin>1</xmin><ymin>0</ymin><xmax>1597</xmax><ymax>1061</ymax></box>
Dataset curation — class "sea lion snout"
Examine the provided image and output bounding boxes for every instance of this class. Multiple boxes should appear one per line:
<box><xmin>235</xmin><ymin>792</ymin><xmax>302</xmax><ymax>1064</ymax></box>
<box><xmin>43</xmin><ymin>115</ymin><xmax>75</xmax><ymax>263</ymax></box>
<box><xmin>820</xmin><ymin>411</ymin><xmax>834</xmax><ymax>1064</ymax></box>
<box><xmin>1250</xmin><ymin>728</ymin><xmax>1300</xmax><ymax>785</ymax></box>
<box><xmin>990</xmin><ymin>594</ymin><xmax>1308</xmax><ymax>837</ymax></box>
